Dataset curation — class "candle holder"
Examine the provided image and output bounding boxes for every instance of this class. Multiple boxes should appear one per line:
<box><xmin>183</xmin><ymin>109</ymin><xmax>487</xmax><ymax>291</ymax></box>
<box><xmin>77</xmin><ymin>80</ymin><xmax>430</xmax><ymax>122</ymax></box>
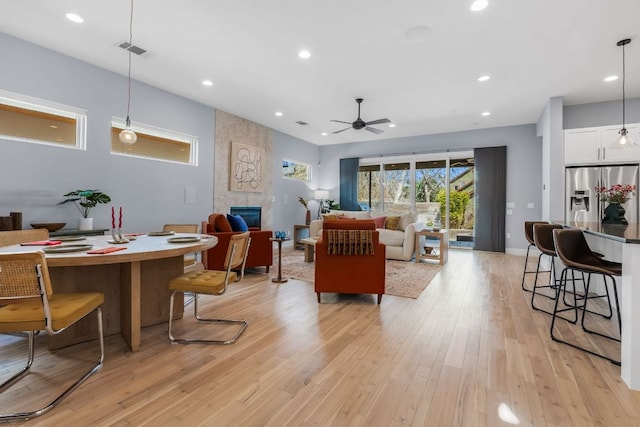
<box><xmin>109</xmin><ymin>228</ymin><xmax>129</xmax><ymax>244</ymax></box>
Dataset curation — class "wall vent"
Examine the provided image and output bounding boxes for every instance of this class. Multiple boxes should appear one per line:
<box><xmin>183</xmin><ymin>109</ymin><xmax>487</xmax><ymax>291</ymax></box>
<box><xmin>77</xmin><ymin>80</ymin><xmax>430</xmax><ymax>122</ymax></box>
<box><xmin>118</xmin><ymin>42</ymin><xmax>147</xmax><ymax>56</ymax></box>
<box><xmin>296</xmin><ymin>120</ymin><xmax>309</xmax><ymax>126</ymax></box>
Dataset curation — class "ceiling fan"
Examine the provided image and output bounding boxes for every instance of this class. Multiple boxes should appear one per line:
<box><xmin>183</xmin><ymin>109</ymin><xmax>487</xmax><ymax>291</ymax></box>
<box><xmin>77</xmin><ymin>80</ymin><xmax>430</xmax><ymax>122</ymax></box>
<box><xmin>331</xmin><ymin>98</ymin><xmax>391</xmax><ymax>134</ymax></box>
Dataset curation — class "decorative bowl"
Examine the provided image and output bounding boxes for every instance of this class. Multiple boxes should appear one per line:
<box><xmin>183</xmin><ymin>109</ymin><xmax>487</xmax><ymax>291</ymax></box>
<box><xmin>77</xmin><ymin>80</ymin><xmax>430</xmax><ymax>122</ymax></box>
<box><xmin>30</xmin><ymin>222</ymin><xmax>66</xmax><ymax>232</ymax></box>
<box><xmin>424</xmin><ymin>246</ymin><xmax>434</xmax><ymax>255</ymax></box>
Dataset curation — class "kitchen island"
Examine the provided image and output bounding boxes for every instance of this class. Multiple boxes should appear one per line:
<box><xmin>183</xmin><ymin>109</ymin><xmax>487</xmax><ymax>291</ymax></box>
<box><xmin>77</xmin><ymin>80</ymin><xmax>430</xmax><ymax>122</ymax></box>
<box><xmin>555</xmin><ymin>220</ymin><xmax>640</xmax><ymax>390</ymax></box>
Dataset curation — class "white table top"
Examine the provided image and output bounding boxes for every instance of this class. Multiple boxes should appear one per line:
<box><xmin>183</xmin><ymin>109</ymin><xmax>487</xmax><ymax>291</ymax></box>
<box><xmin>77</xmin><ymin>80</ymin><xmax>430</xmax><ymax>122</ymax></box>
<box><xmin>0</xmin><ymin>233</ymin><xmax>217</xmax><ymax>267</ymax></box>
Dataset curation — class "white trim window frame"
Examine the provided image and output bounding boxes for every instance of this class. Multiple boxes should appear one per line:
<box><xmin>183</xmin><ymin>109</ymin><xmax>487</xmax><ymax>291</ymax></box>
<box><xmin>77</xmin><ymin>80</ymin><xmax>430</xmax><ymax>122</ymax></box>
<box><xmin>110</xmin><ymin>117</ymin><xmax>199</xmax><ymax>166</ymax></box>
<box><xmin>0</xmin><ymin>89</ymin><xmax>87</xmax><ymax>150</ymax></box>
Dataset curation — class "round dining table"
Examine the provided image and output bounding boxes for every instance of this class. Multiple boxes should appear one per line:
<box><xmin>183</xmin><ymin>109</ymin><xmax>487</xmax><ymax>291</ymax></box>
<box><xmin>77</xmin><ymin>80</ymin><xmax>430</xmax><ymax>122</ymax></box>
<box><xmin>0</xmin><ymin>233</ymin><xmax>217</xmax><ymax>352</ymax></box>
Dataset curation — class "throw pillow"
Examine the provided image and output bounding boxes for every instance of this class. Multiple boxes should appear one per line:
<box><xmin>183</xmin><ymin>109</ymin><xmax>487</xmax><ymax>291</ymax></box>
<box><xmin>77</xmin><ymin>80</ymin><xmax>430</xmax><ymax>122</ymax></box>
<box><xmin>372</xmin><ymin>216</ymin><xmax>386</xmax><ymax>228</ymax></box>
<box><xmin>322</xmin><ymin>214</ymin><xmax>339</xmax><ymax>220</ymax></box>
<box><xmin>214</xmin><ymin>214</ymin><xmax>233</xmax><ymax>232</ymax></box>
<box><xmin>227</xmin><ymin>214</ymin><xmax>249</xmax><ymax>232</ymax></box>
<box><xmin>384</xmin><ymin>216</ymin><xmax>401</xmax><ymax>230</ymax></box>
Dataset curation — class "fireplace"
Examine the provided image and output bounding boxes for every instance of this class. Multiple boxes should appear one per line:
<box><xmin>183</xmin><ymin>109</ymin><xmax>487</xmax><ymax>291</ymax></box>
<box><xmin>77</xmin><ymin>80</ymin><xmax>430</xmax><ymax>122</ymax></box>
<box><xmin>230</xmin><ymin>206</ymin><xmax>262</xmax><ymax>230</ymax></box>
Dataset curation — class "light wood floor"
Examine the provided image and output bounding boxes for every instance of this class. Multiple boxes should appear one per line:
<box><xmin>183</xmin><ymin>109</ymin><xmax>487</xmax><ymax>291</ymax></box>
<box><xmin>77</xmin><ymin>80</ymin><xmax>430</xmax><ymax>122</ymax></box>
<box><xmin>1</xmin><ymin>250</ymin><xmax>639</xmax><ymax>426</ymax></box>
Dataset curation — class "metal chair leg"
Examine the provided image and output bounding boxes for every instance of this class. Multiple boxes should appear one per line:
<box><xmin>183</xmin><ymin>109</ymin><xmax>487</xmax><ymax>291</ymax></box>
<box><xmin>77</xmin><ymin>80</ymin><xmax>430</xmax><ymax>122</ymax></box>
<box><xmin>168</xmin><ymin>291</ymin><xmax>248</xmax><ymax>345</ymax></box>
<box><xmin>0</xmin><ymin>307</ymin><xmax>104</xmax><ymax>422</ymax></box>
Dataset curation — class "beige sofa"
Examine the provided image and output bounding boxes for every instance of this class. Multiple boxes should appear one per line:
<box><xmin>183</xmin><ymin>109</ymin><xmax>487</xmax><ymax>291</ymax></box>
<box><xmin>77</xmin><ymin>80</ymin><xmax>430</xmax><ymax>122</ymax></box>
<box><xmin>309</xmin><ymin>210</ymin><xmax>421</xmax><ymax>261</ymax></box>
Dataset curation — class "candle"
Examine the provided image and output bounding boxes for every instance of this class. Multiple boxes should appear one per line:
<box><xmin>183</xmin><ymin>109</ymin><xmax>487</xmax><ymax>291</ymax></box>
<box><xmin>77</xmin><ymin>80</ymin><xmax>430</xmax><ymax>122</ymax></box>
<box><xmin>119</xmin><ymin>207</ymin><xmax>122</xmax><ymax>229</ymax></box>
<box><xmin>111</xmin><ymin>207</ymin><xmax>115</xmax><ymax>229</ymax></box>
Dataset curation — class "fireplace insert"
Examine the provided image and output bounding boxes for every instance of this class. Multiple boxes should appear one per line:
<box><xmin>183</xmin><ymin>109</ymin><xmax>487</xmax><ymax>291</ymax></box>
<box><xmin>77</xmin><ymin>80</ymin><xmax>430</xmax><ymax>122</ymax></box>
<box><xmin>230</xmin><ymin>206</ymin><xmax>262</xmax><ymax>230</ymax></box>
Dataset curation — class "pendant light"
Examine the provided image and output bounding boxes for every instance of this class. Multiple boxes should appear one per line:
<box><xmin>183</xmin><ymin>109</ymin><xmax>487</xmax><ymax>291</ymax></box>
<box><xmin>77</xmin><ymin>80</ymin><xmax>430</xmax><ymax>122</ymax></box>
<box><xmin>119</xmin><ymin>0</ymin><xmax>137</xmax><ymax>145</ymax></box>
<box><xmin>612</xmin><ymin>38</ymin><xmax>636</xmax><ymax>149</ymax></box>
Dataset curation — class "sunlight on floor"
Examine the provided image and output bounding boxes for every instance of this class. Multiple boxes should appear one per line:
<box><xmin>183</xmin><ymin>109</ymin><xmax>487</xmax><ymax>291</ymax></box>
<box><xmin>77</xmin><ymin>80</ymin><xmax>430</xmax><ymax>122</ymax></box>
<box><xmin>498</xmin><ymin>403</ymin><xmax>521</xmax><ymax>425</ymax></box>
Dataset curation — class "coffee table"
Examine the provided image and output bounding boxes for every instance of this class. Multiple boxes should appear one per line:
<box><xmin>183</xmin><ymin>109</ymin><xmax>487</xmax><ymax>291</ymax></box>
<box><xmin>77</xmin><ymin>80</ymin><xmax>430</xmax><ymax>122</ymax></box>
<box><xmin>300</xmin><ymin>237</ymin><xmax>318</xmax><ymax>262</ymax></box>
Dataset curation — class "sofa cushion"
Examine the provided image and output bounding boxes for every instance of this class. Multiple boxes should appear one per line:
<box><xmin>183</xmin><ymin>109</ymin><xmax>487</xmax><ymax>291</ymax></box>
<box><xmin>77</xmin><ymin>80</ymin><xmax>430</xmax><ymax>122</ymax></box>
<box><xmin>398</xmin><ymin>212</ymin><xmax>416</xmax><ymax>230</ymax></box>
<box><xmin>330</xmin><ymin>210</ymin><xmax>371</xmax><ymax>220</ymax></box>
<box><xmin>377</xmin><ymin>228</ymin><xmax>405</xmax><ymax>247</ymax></box>
<box><xmin>227</xmin><ymin>214</ymin><xmax>249</xmax><ymax>232</ymax></box>
<box><xmin>372</xmin><ymin>216</ymin><xmax>386</xmax><ymax>228</ymax></box>
<box><xmin>384</xmin><ymin>216</ymin><xmax>401</xmax><ymax>230</ymax></box>
<box><xmin>322</xmin><ymin>214</ymin><xmax>341</xmax><ymax>220</ymax></box>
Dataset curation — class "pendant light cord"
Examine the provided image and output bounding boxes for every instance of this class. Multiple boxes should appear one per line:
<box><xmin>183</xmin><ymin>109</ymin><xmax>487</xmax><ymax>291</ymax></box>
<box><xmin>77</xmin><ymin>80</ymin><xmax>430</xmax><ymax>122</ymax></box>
<box><xmin>125</xmin><ymin>0</ymin><xmax>134</xmax><ymax>125</ymax></box>
<box><xmin>622</xmin><ymin>41</ymin><xmax>626</xmax><ymax>128</ymax></box>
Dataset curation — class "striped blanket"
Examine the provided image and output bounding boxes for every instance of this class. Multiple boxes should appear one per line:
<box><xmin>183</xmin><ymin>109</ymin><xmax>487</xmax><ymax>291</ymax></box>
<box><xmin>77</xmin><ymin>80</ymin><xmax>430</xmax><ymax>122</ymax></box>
<box><xmin>326</xmin><ymin>229</ymin><xmax>374</xmax><ymax>255</ymax></box>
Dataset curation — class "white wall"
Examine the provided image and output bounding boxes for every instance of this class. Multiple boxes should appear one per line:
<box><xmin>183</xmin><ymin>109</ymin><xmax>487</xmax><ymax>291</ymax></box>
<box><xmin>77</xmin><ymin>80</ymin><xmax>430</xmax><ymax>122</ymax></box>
<box><xmin>0</xmin><ymin>33</ymin><xmax>215</xmax><ymax>233</ymax></box>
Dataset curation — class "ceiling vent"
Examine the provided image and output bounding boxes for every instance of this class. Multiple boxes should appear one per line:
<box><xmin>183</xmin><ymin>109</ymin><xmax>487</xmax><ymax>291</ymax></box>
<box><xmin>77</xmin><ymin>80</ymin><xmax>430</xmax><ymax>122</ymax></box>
<box><xmin>296</xmin><ymin>120</ymin><xmax>309</xmax><ymax>126</ymax></box>
<box><xmin>118</xmin><ymin>41</ymin><xmax>147</xmax><ymax>56</ymax></box>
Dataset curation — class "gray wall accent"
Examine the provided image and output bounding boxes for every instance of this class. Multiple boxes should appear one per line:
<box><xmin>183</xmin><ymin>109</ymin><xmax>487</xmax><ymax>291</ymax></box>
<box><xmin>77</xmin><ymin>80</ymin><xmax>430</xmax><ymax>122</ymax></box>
<box><xmin>0</xmin><ymin>33</ymin><xmax>215</xmax><ymax>232</ymax></box>
<box><xmin>536</xmin><ymin>96</ymin><xmax>564</xmax><ymax>222</ymax></box>
<box><xmin>318</xmin><ymin>124</ymin><xmax>543</xmax><ymax>251</ymax></box>
<box><xmin>271</xmin><ymin>130</ymin><xmax>320</xmax><ymax>236</ymax></box>
<box><xmin>563</xmin><ymin>98</ymin><xmax>640</xmax><ymax>129</ymax></box>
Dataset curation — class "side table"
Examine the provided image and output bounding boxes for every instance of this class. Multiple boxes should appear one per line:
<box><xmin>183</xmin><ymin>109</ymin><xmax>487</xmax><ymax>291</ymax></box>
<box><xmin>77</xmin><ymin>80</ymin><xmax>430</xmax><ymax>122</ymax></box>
<box><xmin>293</xmin><ymin>224</ymin><xmax>310</xmax><ymax>250</ymax></box>
<box><xmin>415</xmin><ymin>229</ymin><xmax>449</xmax><ymax>265</ymax></box>
<box><xmin>300</xmin><ymin>237</ymin><xmax>318</xmax><ymax>262</ymax></box>
<box><xmin>270</xmin><ymin>237</ymin><xmax>290</xmax><ymax>283</ymax></box>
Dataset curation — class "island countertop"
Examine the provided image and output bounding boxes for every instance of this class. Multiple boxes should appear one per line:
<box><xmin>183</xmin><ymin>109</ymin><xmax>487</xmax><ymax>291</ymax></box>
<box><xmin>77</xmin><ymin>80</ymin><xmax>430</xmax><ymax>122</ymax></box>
<box><xmin>553</xmin><ymin>220</ymin><xmax>640</xmax><ymax>244</ymax></box>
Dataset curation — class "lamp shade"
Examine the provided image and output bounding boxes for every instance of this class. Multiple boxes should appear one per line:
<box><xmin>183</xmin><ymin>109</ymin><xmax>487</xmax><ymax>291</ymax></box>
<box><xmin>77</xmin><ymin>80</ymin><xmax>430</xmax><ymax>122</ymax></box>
<box><xmin>314</xmin><ymin>190</ymin><xmax>329</xmax><ymax>200</ymax></box>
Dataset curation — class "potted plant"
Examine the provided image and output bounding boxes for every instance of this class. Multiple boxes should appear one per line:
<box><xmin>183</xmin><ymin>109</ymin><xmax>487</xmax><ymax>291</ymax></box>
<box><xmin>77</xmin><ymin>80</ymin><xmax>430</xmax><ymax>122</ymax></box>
<box><xmin>59</xmin><ymin>189</ymin><xmax>111</xmax><ymax>230</ymax></box>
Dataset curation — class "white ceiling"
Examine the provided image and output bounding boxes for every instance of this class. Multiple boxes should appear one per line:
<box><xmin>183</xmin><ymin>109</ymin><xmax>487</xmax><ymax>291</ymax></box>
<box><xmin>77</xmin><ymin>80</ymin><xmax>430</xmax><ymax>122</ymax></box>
<box><xmin>1</xmin><ymin>0</ymin><xmax>639</xmax><ymax>146</ymax></box>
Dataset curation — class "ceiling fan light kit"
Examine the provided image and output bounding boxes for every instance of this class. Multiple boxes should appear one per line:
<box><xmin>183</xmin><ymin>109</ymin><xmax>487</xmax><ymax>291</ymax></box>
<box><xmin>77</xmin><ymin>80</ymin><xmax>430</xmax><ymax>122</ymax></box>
<box><xmin>331</xmin><ymin>98</ymin><xmax>391</xmax><ymax>135</ymax></box>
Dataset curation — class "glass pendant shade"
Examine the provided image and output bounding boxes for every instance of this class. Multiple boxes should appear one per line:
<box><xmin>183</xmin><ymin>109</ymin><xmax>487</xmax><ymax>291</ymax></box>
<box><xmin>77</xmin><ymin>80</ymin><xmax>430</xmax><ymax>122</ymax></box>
<box><xmin>614</xmin><ymin>128</ymin><xmax>634</xmax><ymax>148</ymax></box>
<box><xmin>119</xmin><ymin>117</ymin><xmax>137</xmax><ymax>144</ymax></box>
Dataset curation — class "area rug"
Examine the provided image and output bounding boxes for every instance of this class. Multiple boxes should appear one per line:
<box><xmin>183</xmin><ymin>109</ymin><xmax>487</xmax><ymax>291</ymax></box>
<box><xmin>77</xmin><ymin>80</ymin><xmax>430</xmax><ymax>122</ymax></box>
<box><xmin>276</xmin><ymin>248</ymin><xmax>441</xmax><ymax>299</ymax></box>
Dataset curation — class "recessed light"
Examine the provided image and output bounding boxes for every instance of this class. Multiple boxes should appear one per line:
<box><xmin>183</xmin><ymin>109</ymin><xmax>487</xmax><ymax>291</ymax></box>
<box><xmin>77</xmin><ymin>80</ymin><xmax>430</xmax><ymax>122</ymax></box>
<box><xmin>275</xmin><ymin>111</ymin><xmax>283</xmax><ymax>117</ymax></box>
<box><xmin>389</xmin><ymin>123</ymin><xmax>396</xmax><ymax>128</ymax></box>
<box><xmin>298</xmin><ymin>50</ymin><xmax>311</xmax><ymax>59</ymax></box>
<box><xmin>478</xmin><ymin>75</ymin><xmax>490</xmax><ymax>82</ymax></box>
<box><xmin>321</xmin><ymin>132</ymin><xmax>328</xmax><ymax>136</ymax></box>
<box><xmin>604</xmin><ymin>75</ymin><xmax>619</xmax><ymax>82</ymax></box>
<box><xmin>202</xmin><ymin>80</ymin><xmax>213</xmax><ymax>86</ymax></box>
<box><xmin>470</xmin><ymin>0</ymin><xmax>488</xmax><ymax>11</ymax></box>
<box><xmin>481</xmin><ymin>111</ymin><xmax>491</xmax><ymax>117</ymax></box>
<box><xmin>404</xmin><ymin>26</ymin><xmax>432</xmax><ymax>42</ymax></box>
<box><xmin>65</xmin><ymin>13</ymin><xmax>84</xmax><ymax>23</ymax></box>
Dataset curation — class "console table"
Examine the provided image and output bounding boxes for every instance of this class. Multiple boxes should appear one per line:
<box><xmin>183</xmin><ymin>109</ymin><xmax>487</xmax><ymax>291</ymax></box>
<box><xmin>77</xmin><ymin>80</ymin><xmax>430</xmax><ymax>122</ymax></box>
<box><xmin>414</xmin><ymin>229</ymin><xmax>449</xmax><ymax>265</ymax></box>
<box><xmin>50</xmin><ymin>228</ymin><xmax>108</xmax><ymax>237</ymax></box>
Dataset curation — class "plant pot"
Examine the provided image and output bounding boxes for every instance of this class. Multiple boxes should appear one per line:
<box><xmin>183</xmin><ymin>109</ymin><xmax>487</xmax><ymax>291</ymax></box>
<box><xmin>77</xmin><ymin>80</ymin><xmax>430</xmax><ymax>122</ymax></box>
<box><xmin>602</xmin><ymin>203</ymin><xmax>628</xmax><ymax>225</ymax></box>
<box><xmin>79</xmin><ymin>217</ymin><xmax>94</xmax><ymax>231</ymax></box>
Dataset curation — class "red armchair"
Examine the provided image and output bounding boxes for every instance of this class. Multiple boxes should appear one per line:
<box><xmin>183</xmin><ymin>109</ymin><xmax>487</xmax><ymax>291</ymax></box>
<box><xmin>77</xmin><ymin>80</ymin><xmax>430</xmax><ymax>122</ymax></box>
<box><xmin>315</xmin><ymin>220</ymin><xmax>386</xmax><ymax>304</ymax></box>
<box><xmin>201</xmin><ymin>214</ymin><xmax>273</xmax><ymax>272</ymax></box>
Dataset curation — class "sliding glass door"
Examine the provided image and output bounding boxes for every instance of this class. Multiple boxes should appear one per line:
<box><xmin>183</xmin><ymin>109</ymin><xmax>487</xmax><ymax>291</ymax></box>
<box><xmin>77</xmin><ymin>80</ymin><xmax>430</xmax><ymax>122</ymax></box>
<box><xmin>358</xmin><ymin>151</ymin><xmax>475</xmax><ymax>247</ymax></box>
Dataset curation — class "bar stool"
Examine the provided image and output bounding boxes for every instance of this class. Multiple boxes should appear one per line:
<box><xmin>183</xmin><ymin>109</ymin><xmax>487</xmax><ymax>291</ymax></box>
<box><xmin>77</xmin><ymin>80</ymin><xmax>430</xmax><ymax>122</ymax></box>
<box><xmin>551</xmin><ymin>228</ymin><xmax>621</xmax><ymax>365</ymax></box>
<box><xmin>521</xmin><ymin>221</ymin><xmax>548</xmax><ymax>292</ymax></box>
<box><xmin>530</xmin><ymin>223</ymin><xmax>564</xmax><ymax>314</ymax></box>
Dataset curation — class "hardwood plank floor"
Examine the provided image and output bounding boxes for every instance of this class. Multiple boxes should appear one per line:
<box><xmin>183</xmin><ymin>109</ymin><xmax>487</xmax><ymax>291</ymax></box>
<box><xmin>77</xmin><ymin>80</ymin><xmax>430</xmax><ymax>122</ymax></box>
<box><xmin>1</xmin><ymin>250</ymin><xmax>639</xmax><ymax>426</ymax></box>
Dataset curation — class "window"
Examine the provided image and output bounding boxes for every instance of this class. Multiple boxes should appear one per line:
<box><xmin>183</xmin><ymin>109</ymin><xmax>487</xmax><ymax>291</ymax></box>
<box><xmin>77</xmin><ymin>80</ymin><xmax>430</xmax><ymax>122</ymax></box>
<box><xmin>0</xmin><ymin>90</ymin><xmax>86</xmax><ymax>149</ymax></box>
<box><xmin>383</xmin><ymin>162</ymin><xmax>411</xmax><ymax>213</ymax></box>
<box><xmin>282</xmin><ymin>159</ymin><xmax>311</xmax><ymax>182</ymax></box>
<box><xmin>358</xmin><ymin>164</ymin><xmax>381</xmax><ymax>211</ymax></box>
<box><xmin>111</xmin><ymin>119</ymin><xmax>198</xmax><ymax>165</ymax></box>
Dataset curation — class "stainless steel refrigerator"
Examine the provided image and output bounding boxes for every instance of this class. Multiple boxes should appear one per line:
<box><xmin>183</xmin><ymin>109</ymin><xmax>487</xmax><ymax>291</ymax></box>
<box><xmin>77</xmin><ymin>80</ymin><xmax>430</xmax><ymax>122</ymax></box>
<box><xmin>565</xmin><ymin>164</ymin><xmax>639</xmax><ymax>224</ymax></box>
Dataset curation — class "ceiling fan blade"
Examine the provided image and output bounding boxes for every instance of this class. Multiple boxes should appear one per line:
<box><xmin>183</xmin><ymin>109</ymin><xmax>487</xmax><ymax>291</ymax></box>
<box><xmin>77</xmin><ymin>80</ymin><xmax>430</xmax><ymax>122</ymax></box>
<box><xmin>365</xmin><ymin>118</ymin><xmax>391</xmax><ymax>126</ymax></box>
<box><xmin>330</xmin><ymin>120</ymin><xmax>353</xmax><ymax>125</ymax></box>
<box><xmin>333</xmin><ymin>127</ymin><xmax>352</xmax><ymax>134</ymax></box>
<box><xmin>365</xmin><ymin>126</ymin><xmax>384</xmax><ymax>135</ymax></box>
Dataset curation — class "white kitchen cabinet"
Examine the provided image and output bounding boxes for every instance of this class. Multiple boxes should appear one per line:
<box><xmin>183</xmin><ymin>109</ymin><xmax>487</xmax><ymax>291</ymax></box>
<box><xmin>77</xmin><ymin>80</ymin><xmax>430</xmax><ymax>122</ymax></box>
<box><xmin>564</xmin><ymin>123</ymin><xmax>640</xmax><ymax>165</ymax></box>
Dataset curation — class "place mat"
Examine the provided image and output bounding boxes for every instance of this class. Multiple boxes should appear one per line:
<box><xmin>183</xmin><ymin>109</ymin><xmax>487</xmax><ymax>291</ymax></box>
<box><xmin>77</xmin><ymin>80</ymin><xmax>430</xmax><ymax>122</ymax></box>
<box><xmin>21</xmin><ymin>240</ymin><xmax>62</xmax><ymax>246</ymax></box>
<box><xmin>43</xmin><ymin>244</ymin><xmax>93</xmax><ymax>253</ymax></box>
<box><xmin>87</xmin><ymin>247</ymin><xmax>127</xmax><ymax>254</ymax></box>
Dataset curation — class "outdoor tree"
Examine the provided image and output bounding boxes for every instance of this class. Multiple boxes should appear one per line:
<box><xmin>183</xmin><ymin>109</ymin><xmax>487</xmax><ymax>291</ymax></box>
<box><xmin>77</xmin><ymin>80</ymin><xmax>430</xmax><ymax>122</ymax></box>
<box><xmin>437</xmin><ymin>189</ymin><xmax>470</xmax><ymax>229</ymax></box>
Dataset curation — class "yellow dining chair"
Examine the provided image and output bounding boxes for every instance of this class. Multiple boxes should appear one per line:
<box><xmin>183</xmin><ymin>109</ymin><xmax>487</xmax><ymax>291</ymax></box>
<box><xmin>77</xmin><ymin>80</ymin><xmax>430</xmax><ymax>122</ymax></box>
<box><xmin>0</xmin><ymin>251</ymin><xmax>104</xmax><ymax>422</ymax></box>
<box><xmin>162</xmin><ymin>224</ymin><xmax>204</xmax><ymax>273</ymax></box>
<box><xmin>168</xmin><ymin>231</ymin><xmax>251</xmax><ymax>344</ymax></box>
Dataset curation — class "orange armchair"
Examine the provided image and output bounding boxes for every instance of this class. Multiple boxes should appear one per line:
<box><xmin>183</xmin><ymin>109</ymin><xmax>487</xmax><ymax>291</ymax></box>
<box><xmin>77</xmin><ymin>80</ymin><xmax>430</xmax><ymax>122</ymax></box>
<box><xmin>201</xmin><ymin>214</ymin><xmax>273</xmax><ymax>272</ymax></box>
<box><xmin>315</xmin><ymin>220</ymin><xmax>386</xmax><ymax>304</ymax></box>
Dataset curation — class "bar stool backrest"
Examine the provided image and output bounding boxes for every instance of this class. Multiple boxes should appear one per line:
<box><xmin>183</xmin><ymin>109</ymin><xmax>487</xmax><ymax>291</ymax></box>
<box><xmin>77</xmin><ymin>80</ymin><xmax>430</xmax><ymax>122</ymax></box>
<box><xmin>533</xmin><ymin>224</ymin><xmax>563</xmax><ymax>256</ymax></box>
<box><xmin>524</xmin><ymin>221</ymin><xmax>547</xmax><ymax>245</ymax></box>
<box><xmin>553</xmin><ymin>228</ymin><xmax>616</xmax><ymax>275</ymax></box>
